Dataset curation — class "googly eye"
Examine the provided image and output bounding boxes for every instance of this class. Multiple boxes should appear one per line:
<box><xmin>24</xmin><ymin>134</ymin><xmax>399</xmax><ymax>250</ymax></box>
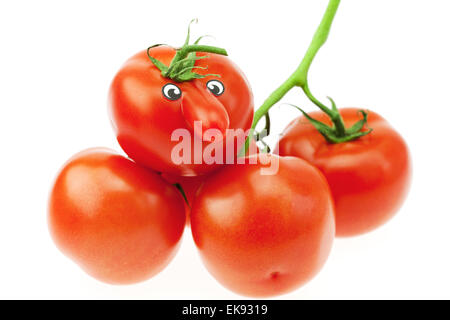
<box><xmin>206</xmin><ymin>80</ymin><xmax>225</xmax><ymax>96</ymax></box>
<box><xmin>162</xmin><ymin>83</ymin><xmax>182</xmax><ymax>101</ymax></box>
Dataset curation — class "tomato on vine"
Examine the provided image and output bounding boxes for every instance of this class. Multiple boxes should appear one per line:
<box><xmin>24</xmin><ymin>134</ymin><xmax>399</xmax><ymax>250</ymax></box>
<box><xmin>276</xmin><ymin>108</ymin><xmax>411</xmax><ymax>236</ymax></box>
<box><xmin>245</xmin><ymin>0</ymin><xmax>411</xmax><ymax>237</ymax></box>
<box><xmin>109</xmin><ymin>20</ymin><xmax>254</xmax><ymax>177</ymax></box>
<box><xmin>47</xmin><ymin>0</ymin><xmax>412</xmax><ymax>296</ymax></box>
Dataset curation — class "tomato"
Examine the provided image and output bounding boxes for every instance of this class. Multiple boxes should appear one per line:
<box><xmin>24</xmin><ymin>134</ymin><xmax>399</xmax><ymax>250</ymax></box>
<box><xmin>276</xmin><ymin>108</ymin><xmax>411</xmax><ymax>237</ymax></box>
<box><xmin>48</xmin><ymin>148</ymin><xmax>186</xmax><ymax>284</ymax></box>
<box><xmin>190</xmin><ymin>154</ymin><xmax>335</xmax><ymax>297</ymax></box>
<box><xmin>109</xmin><ymin>45</ymin><xmax>254</xmax><ymax>176</ymax></box>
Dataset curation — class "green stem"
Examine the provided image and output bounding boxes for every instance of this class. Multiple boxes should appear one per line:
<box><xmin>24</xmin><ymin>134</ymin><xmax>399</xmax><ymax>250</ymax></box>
<box><xmin>303</xmin><ymin>83</ymin><xmax>346</xmax><ymax>137</ymax></box>
<box><xmin>264</xmin><ymin>112</ymin><xmax>271</xmax><ymax>136</ymax></box>
<box><xmin>179</xmin><ymin>44</ymin><xmax>228</xmax><ymax>57</ymax></box>
<box><xmin>242</xmin><ymin>0</ymin><xmax>372</xmax><ymax>149</ymax></box>
<box><xmin>295</xmin><ymin>0</ymin><xmax>341</xmax><ymax>87</ymax></box>
<box><xmin>251</xmin><ymin>78</ymin><xmax>296</xmax><ymax>129</ymax></box>
<box><xmin>250</xmin><ymin>0</ymin><xmax>340</xmax><ymax>132</ymax></box>
<box><xmin>241</xmin><ymin>0</ymin><xmax>343</xmax><ymax>155</ymax></box>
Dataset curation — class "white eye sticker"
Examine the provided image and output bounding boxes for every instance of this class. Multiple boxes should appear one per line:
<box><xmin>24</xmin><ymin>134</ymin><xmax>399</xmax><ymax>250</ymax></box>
<box><xmin>162</xmin><ymin>83</ymin><xmax>182</xmax><ymax>101</ymax></box>
<box><xmin>206</xmin><ymin>80</ymin><xmax>225</xmax><ymax>96</ymax></box>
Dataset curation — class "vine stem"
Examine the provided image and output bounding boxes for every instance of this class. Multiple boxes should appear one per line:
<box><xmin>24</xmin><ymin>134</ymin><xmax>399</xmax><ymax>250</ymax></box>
<box><xmin>243</xmin><ymin>0</ymin><xmax>342</xmax><ymax>154</ymax></box>
<box><xmin>178</xmin><ymin>44</ymin><xmax>228</xmax><ymax>57</ymax></box>
<box><xmin>251</xmin><ymin>0</ymin><xmax>340</xmax><ymax>130</ymax></box>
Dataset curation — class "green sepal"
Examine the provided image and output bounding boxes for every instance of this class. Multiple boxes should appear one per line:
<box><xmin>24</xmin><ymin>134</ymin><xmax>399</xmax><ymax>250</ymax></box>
<box><xmin>327</xmin><ymin>96</ymin><xmax>338</xmax><ymax>112</ymax></box>
<box><xmin>171</xmin><ymin>65</ymin><xmax>207</xmax><ymax>79</ymax></box>
<box><xmin>285</xmin><ymin>104</ymin><xmax>373</xmax><ymax>144</ymax></box>
<box><xmin>146</xmin><ymin>45</ymin><xmax>169</xmax><ymax>73</ymax></box>
<box><xmin>147</xmin><ymin>20</ymin><xmax>228</xmax><ymax>82</ymax></box>
<box><xmin>346</xmin><ymin>110</ymin><xmax>370</xmax><ymax>134</ymax></box>
<box><xmin>286</xmin><ymin>104</ymin><xmax>335</xmax><ymax>140</ymax></box>
<box><xmin>175</xmin><ymin>72</ymin><xmax>220</xmax><ymax>82</ymax></box>
<box><xmin>194</xmin><ymin>35</ymin><xmax>214</xmax><ymax>45</ymax></box>
<box><xmin>165</xmin><ymin>55</ymin><xmax>208</xmax><ymax>78</ymax></box>
<box><xmin>333</xmin><ymin>128</ymin><xmax>373</xmax><ymax>142</ymax></box>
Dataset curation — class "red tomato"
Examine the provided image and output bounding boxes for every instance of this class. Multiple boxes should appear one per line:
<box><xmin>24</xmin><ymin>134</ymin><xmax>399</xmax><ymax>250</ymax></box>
<box><xmin>109</xmin><ymin>46</ymin><xmax>254</xmax><ymax>176</ymax></box>
<box><xmin>48</xmin><ymin>148</ymin><xmax>186</xmax><ymax>284</ymax></box>
<box><xmin>190</xmin><ymin>154</ymin><xmax>335</xmax><ymax>297</ymax></box>
<box><xmin>276</xmin><ymin>108</ymin><xmax>411</xmax><ymax>237</ymax></box>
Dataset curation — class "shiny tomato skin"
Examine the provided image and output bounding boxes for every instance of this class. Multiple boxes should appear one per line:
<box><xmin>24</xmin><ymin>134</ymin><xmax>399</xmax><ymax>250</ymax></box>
<box><xmin>48</xmin><ymin>148</ymin><xmax>186</xmax><ymax>284</ymax></box>
<box><xmin>191</xmin><ymin>154</ymin><xmax>335</xmax><ymax>297</ymax></box>
<box><xmin>276</xmin><ymin>108</ymin><xmax>411</xmax><ymax>237</ymax></box>
<box><xmin>109</xmin><ymin>46</ymin><xmax>254</xmax><ymax>176</ymax></box>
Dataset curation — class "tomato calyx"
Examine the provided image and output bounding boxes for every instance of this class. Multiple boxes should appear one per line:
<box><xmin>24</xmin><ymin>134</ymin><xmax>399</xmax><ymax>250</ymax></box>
<box><xmin>147</xmin><ymin>19</ymin><xmax>228</xmax><ymax>82</ymax></box>
<box><xmin>286</xmin><ymin>93</ymin><xmax>373</xmax><ymax>144</ymax></box>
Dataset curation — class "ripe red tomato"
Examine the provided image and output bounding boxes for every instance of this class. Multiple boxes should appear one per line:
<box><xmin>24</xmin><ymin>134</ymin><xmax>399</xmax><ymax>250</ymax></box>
<box><xmin>276</xmin><ymin>108</ymin><xmax>411</xmax><ymax>237</ymax></box>
<box><xmin>190</xmin><ymin>154</ymin><xmax>335</xmax><ymax>297</ymax></box>
<box><xmin>48</xmin><ymin>148</ymin><xmax>186</xmax><ymax>284</ymax></box>
<box><xmin>109</xmin><ymin>45</ymin><xmax>254</xmax><ymax>176</ymax></box>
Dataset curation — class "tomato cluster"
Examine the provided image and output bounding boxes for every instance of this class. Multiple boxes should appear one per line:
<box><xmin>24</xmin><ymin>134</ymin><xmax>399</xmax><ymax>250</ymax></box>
<box><xmin>48</xmin><ymin>12</ymin><xmax>411</xmax><ymax>297</ymax></box>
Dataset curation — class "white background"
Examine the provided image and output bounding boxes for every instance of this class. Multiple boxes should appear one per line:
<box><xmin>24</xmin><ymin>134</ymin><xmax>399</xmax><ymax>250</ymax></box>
<box><xmin>0</xmin><ymin>0</ymin><xmax>449</xmax><ymax>299</ymax></box>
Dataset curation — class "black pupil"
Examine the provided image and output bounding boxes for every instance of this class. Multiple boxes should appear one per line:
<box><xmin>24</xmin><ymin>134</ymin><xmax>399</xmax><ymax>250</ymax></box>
<box><xmin>210</xmin><ymin>85</ymin><xmax>220</xmax><ymax>94</ymax></box>
<box><xmin>163</xmin><ymin>84</ymin><xmax>181</xmax><ymax>100</ymax></box>
<box><xmin>168</xmin><ymin>89</ymin><xmax>178</xmax><ymax>98</ymax></box>
<box><xmin>207</xmin><ymin>81</ymin><xmax>223</xmax><ymax>96</ymax></box>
